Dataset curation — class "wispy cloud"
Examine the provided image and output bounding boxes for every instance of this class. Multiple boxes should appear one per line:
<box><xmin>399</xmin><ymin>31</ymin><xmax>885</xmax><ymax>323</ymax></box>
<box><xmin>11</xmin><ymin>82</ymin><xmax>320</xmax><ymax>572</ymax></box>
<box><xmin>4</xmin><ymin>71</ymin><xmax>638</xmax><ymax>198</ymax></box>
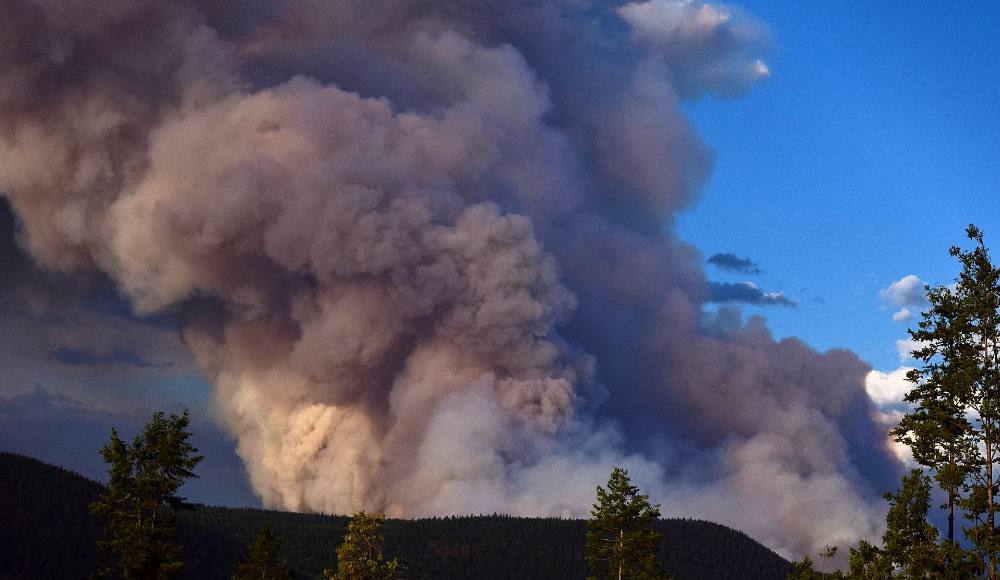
<box><xmin>50</xmin><ymin>346</ymin><xmax>173</xmax><ymax>369</ymax></box>
<box><xmin>708</xmin><ymin>281</ymin><xmax>796</xmax><ymax>306</ymax></box>
<box><xmin>707</xmin><ymin>252</ymin><xmax>762</xmax><ymax>275</ymax></box>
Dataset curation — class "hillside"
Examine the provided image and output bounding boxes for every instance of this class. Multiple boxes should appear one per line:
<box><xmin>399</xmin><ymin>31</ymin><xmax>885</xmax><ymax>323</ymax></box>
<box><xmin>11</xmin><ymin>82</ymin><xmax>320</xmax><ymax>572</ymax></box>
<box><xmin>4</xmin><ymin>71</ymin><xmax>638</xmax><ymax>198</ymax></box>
<box><xmin>0</xmin><ymin>452</ymin><xmax>793</xmax><ymax>579</ymax></box>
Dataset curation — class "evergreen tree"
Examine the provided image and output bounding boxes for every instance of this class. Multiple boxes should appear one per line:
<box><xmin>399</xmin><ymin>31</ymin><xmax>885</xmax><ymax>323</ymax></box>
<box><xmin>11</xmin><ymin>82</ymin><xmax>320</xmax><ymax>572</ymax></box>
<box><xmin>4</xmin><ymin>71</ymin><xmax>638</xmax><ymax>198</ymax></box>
<box><xmin>868</xmin><ymin>469</ymin><xmax>979</xmax><ymax>578</ymax></box>
<box><xmin>232</xmin><ymin>524</ymin><xmax>292</xmax><ymax>580</ymax></box>
<box><xmin>324</xmin><ymin>511</ymin><xmax>400</xmax><ymax>580</ymax></box>
<box><xmin>792</xmin><ymin>473</ymin><xmax>977</xmax><ymax>578</ymax></box>
<box><xmin>586</xmin><ymin>466</ymin><xmax>669</xmax><ymax>580</ymax></box>
<box><xmin>893</xmin><ymin>268</ymin><xmax>977</xmax><ymax>550</ymax></box>
<box><xmin>846</xmin><ymin>539</ymin><xmax>892</xmax><ymax>579</ymax></box>
<box><xmin>880</xmin><ymin>470</ymin><xmax>945</xmax><ymax>576</ymax></box>
<box><xmin>895</xmin><ymin>225</ymin><xmax>1000</xmax><ymax>577</ymax></box>
<box><xmin>789</xmin><ymin>547</ymin><xmax>851</xmax><ymax>580</ymax></box>
<box><xmin>89</xmin><ymin>410</ymin><xmax>203</xmax><ymax>579</ymax></box>
<box><xmin>786</xmin><ymin>556</ymin><xmax>823</xmax><ymax>580</ymax></box>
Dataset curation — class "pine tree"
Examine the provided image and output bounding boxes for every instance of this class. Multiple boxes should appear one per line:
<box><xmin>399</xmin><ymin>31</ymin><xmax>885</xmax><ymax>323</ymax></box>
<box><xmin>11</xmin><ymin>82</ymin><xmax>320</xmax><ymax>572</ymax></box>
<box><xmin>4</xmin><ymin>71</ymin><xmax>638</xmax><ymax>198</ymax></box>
<box><xmin>585</xmin><ymin>466</ymin><xmax>669</xmax><ymax>580</ymax></box>
<box><xmin>232</xmin><ymin>524</ymin><xmax>292</xmax><ymax>580</ymax></box>
<box><xmin>89</xmin><ymin>410</ymin><xmax>203</xmax><ymax>579</ymax></box>
<box><xmin>846</xmin><ymin>539</ymin><xmax>892</xmax><ymax>579</ymax></box>
<box><xmin>324</xmin><ymin>511</ymin><xmax>400</xmax><ymax>580</ymax></box>
<box><xmin>816</xmin><ymin>472</ymin><xmax>979</xmax><ymax>579</ymax></box>
<box><xmin>893</xmin><ymin>275</ymin><xmax>977</xmax><ymax>550</ymax></box>
<box><xmin>786</xmin><ymin>556</ymin><xmax>823</xmax><ymax>580</ymax></box>
<box><xmin>880</xmin><ymin>470</ymin><xmax>945</xmax><ymax>576</ymax></box>
<box><xmin>895</xmin><ymin>225</ymin><xmax>1000</xmax><ymax>577</ymax></box>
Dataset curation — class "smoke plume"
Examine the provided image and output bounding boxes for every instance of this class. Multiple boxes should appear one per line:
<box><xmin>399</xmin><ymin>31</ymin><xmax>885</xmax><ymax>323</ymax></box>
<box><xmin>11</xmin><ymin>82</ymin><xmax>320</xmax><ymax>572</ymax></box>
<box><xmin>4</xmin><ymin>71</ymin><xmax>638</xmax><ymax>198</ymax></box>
<box><xmin>0</xmin><ymin>0</ymin><xmax>900</xmax><ymax>557</ymax></box>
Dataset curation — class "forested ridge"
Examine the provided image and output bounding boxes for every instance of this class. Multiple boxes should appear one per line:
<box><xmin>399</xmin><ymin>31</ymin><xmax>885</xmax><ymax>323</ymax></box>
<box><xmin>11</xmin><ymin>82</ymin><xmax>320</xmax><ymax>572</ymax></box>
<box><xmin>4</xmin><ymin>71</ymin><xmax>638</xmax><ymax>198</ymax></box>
<box><xmin>0</xmin><ymin>452</ymin><xmax>792</xmax><ymax>579</ymax></box>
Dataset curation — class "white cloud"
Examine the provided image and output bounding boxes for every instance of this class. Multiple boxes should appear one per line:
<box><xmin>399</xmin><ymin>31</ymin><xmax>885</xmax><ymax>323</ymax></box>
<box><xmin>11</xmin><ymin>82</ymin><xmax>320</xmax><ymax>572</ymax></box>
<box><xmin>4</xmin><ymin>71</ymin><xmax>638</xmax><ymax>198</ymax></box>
<box><xmin>895</xmin><ymin>338</ymin><xmax>927</xmax><ymax>362</ymax></box>
<box><xmin>891</xmin><ymin>308</ymin><xmax>912</xmax><ymax>322</ymax></box>
<box><xmin>864</xmin><ymin>367</ymin><xmax>914</xmax><ymax>407</ymax></box>
<box><xmin>753</xmin><ymin>59</ymin><xmax>771</xmax><ymax>78</ymax></box>
<box><xmin>880</xmin><ymin>274</ymin><xmax>926</xmax><ymax>307</ymax></box>
<box><xmin>866</xmin><ymin>368</ymin><xmax>917</xmax><ymax>467</ymax></box>
<box><xmin>879</xmin><ymin>275</ymin><xmax>927</xmax><ymax>322</ymax></box>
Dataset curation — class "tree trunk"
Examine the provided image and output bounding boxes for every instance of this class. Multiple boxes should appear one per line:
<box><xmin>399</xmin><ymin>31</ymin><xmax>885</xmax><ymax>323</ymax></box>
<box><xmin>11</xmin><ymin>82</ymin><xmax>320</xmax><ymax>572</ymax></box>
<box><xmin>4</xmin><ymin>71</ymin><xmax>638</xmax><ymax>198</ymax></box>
<box><xmin>949</xmin><ymin>448</ymin><xmax>956</xmax><ymax>545</ymax></box>
<box><xmin>948</xmin><ymin>485</ymin><xmax>954</xmax><ymax>543</ymax></box>
<box><xmin>985</xmin><ymin>330</ymin><xmax>996</xmax><ymax>580</ymax></box>
<box><xmin>618</xmin><ymin>528</ymin><xmax>623</xmax><ymax>580</ymax></box>
<box><xmin>948</xmin><ymin>447</ymin><xmax>955</xmax><ymax>544</ymax></box>
<box><xmin>989</xmin><ymin>434</ymin><xmax>996</xmax><ymax>579</ymax></box>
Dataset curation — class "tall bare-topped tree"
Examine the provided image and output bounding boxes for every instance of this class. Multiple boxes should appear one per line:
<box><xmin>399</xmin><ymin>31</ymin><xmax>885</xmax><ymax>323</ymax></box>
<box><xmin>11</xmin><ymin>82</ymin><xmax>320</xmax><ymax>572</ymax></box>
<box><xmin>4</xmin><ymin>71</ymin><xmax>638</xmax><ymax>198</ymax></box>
<box><xmin>895</xmin><ymin>225</ymin><xmax>1000</xmax><ymax>578</ymax></box>
<box><xmin>585</xmin><ymin>466</ymin><xmax>669</xmax><ymax>580</ymax></box>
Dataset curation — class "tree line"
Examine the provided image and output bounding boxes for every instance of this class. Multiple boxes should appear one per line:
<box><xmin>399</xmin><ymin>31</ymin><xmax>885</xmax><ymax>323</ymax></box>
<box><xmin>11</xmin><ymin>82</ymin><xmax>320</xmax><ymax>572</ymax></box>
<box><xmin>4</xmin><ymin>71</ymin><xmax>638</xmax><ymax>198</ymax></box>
<box><xmin>86</xmin><ymin>405</ymin><xmax>673</xmax><ymax>579</ymax></box>
<box><xmin>1</xmin><ymin>450</ymin><xmax>790</xmax><ymax>578</ymax></box>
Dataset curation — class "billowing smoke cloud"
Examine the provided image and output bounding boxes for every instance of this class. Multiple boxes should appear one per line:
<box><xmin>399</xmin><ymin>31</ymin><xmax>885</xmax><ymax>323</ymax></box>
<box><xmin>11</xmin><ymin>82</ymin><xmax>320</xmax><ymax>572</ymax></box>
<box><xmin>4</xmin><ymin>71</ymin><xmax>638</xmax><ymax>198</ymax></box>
<box><xmin>0</xmin><ymin>0</ymin><xmax>899</xmax><ymax>558</ymax></box>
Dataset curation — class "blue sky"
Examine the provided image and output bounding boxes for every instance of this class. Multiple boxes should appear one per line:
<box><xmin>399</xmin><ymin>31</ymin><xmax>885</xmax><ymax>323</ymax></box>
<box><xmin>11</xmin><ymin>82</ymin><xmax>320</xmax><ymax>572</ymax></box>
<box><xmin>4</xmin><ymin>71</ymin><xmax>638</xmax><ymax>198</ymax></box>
<box><xmin>679</xmin><ymin>0</ymin><xmax>1000</xmax><ymax>371</ymax></box>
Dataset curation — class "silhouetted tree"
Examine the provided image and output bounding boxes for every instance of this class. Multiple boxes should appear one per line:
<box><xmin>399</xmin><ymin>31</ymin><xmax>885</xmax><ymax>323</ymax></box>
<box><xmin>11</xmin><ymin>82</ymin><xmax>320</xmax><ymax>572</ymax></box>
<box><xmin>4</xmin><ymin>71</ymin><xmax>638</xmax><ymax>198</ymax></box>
<box><xmin>586</xmin><ymin>466</ymin><xmax>669</xmax><ymax>580</ymax></box>
<box><xmin>89</xmin><ymin>410</ymin><xmax>203</xmax><ymax>579</ymax></box>
<box><xmin>325</xmin><ymin>511</ymin><xmax>400</xmax><ymax>580</ymax></box>
<box><xmin>232</xmin><ymin>524</ymin><xmax>292</xmax><ymax>580</ymax></box>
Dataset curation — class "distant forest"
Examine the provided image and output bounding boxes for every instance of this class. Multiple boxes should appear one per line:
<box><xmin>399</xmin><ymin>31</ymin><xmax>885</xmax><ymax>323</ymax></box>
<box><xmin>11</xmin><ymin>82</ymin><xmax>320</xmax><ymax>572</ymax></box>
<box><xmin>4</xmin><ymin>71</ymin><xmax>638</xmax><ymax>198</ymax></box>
<box><xmin>0</xmin><ymin>452</ymin><xmax>792</xmax><ymax>579</ymax></box>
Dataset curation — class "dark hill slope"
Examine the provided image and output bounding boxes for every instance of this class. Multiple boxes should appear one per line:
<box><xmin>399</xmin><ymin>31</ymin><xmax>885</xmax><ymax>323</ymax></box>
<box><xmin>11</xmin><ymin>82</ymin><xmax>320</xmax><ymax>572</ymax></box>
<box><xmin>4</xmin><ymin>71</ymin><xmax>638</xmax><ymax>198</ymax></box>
<box><xmin>0</xmin><ymin>452</ymin><xmax>793</xmax><ymax>579</ymax></box>
<box><xmin>0</xmin><ymin>452</ymin><xmax>105</xmax><ymax>577</ymax></box>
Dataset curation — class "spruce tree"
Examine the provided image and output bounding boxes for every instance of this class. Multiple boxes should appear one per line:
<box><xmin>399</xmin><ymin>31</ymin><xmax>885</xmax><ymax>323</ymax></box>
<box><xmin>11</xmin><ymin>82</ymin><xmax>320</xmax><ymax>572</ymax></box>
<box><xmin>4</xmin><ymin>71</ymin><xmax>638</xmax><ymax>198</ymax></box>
<box><xmin>585</xmin><ymin>466</ymin><xmax>669</xmax><ymax>580</ymax></box>
<box><xmin>324</xmin><ymin>511</ymin><xmax>400</xmax><ymax>580</ymax></box>
<box><xmin>232</xmin><ymin>524</ymin><xmax>292</xmax><ymax>580</ymax></box>
<box><xmin>89</xmin><ymin>410</ymin><xmax>203</xmax><ymax>579</ymax></box>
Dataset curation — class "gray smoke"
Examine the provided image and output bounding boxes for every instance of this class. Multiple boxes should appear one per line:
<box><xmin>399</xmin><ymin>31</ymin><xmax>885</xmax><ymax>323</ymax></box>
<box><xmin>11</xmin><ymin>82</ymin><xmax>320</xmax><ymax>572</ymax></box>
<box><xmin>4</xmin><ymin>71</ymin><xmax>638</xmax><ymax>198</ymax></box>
<box><xmin>0</xmin><ymin>0</ymin><xmax>899</xmax><ymax>558</ymax></box>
